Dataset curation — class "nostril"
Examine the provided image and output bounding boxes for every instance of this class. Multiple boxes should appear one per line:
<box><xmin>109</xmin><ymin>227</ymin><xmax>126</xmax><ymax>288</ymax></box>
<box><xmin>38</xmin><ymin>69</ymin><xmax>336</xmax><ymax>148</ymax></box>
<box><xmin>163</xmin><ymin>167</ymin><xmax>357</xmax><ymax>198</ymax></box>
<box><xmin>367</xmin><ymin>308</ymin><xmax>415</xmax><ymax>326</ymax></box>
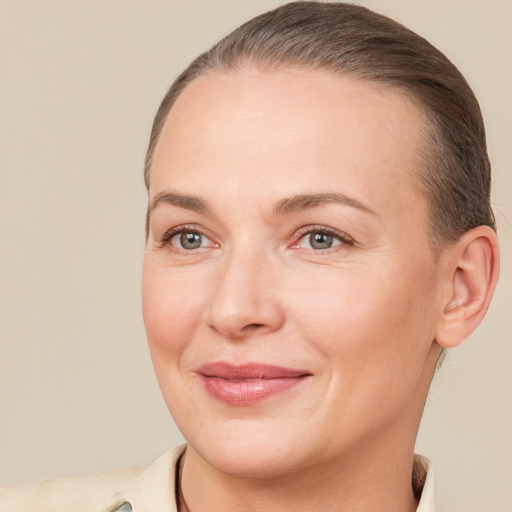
<box><xmin>244</xmin><ymin>323</ymin><xmax>265</xmax><ymax>331</ymax></box>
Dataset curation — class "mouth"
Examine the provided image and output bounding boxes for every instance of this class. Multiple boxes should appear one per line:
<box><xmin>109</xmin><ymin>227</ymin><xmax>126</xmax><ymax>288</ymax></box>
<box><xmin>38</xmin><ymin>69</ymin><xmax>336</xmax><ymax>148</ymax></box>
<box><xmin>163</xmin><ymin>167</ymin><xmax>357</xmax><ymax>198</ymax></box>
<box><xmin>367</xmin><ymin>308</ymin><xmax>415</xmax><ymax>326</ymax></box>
<box><xmin>196</xmin><ymin>362</ymin><xmax>312</xmax><ymax>405</ymax></box>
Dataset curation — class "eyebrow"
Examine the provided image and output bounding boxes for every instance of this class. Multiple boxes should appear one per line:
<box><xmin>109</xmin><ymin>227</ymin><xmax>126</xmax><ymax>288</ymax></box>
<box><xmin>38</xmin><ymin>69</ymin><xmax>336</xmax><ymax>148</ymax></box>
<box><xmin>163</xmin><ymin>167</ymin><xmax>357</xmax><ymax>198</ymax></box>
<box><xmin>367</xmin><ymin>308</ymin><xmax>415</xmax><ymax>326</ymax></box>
<box><xmin>273</xmin><ymin>193</ymin><xmax>377</xmax><ymax>216</ymax></box>
<box><xmin>148</xmin><ymin>191</ymin><xmax>211</xmax><ymax>215</ymax></box>
<box><xmin>147</xmin><ymin>190</ymin><xmax>376</xmax><ymax>220</ymax></box>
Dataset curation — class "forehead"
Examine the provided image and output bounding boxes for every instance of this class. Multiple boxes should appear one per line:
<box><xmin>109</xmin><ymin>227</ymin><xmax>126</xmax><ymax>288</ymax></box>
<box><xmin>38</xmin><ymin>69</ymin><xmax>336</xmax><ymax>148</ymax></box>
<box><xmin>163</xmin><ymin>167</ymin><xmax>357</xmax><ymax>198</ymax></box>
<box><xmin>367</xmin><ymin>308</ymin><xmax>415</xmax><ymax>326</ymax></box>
<box><xmin>150</xmin><ymin>67</ymin><xmax>428</xmax><ymax>226</ymax></box>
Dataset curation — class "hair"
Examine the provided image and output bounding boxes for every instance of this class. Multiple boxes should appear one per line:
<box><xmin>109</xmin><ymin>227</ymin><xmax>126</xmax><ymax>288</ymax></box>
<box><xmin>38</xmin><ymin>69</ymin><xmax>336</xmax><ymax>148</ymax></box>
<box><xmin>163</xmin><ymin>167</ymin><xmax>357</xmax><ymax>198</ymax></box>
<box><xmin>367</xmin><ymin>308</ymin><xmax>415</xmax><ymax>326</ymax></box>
<box><xmin>144</xmin><ymin>0</ymin><xmax>495</xmax><ymax>248</ymax></box>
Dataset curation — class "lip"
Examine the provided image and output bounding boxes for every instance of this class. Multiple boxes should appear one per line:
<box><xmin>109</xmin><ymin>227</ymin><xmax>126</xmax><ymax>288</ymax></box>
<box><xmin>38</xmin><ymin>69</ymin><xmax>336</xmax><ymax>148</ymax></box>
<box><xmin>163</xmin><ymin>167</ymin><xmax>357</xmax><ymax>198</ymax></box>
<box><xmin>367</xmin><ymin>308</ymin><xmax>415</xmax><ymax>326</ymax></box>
<box><xmin>196</xmin><ymin>362</ymin><xmax>311</xmax><ymax>405</ymax></box>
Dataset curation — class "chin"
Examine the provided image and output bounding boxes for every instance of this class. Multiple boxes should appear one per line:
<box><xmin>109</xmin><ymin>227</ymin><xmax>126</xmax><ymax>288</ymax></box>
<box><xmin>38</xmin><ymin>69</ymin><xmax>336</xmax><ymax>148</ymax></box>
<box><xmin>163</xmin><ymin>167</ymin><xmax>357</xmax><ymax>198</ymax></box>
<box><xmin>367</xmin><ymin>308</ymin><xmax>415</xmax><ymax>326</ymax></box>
<box><xmin>199</xmin><ymin>445</ymin><xmax>301</xmax><ymax>480</ymax></box>
<box><xmin>185</xmin><ymin>419</ymin><xmax>313</xmax><ymax>479</ymax></box>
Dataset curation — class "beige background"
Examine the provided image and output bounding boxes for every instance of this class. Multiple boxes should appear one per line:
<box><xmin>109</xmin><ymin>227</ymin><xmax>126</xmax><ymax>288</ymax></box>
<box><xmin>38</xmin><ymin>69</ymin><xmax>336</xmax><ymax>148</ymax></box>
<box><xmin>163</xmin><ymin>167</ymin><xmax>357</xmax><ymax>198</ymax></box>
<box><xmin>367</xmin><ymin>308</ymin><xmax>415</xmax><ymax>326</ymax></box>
<box><xmin>0</xmin><ymin>1</ymin><xmax>510</xmax><ymax>510</ymax></box>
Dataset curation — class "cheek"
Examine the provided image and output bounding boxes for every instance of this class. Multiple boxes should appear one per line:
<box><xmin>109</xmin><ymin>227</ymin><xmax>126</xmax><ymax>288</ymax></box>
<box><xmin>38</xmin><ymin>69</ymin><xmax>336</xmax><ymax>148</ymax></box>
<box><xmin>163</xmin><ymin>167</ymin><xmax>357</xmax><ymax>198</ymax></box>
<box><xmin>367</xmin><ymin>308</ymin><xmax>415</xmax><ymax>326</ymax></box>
<box><xmin>142</xmin><ymin>259</ymin><xmax>211</xmax><ymax>428</ymax></box>
<box><xmin>142</xmin><ymin>259</ymin><xmax>206</xmax><ymax>367</ymax></box>
<box><xmin>286</xmin><ymin>266</ymin><xmax>437</xmax><ymax>439</ymax></box>
<box><xmin>288</xmin><ymin>262</ymin><xmax>437</xmax><ymax>376</ymax></box>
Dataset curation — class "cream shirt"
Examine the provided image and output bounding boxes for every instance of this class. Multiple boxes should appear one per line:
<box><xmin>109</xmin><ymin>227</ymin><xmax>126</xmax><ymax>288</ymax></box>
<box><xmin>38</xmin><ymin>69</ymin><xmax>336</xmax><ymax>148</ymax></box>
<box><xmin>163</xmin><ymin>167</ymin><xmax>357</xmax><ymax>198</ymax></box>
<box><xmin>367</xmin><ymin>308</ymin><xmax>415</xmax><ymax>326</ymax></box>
<box><xmin>0</xmin><ymin>445</ymin><xmax>435</xmax><ymax>512</ymax></box>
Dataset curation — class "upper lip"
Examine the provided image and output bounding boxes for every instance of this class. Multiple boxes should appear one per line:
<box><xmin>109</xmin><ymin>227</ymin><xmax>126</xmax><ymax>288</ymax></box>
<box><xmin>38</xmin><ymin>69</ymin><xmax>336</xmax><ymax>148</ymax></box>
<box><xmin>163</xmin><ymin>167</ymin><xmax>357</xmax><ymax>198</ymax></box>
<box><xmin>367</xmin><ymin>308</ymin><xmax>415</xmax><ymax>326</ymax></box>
<box><xmin>196</xmin><ymin>362</ymin><xmax>311</xmax><ymax>380</ymax></box>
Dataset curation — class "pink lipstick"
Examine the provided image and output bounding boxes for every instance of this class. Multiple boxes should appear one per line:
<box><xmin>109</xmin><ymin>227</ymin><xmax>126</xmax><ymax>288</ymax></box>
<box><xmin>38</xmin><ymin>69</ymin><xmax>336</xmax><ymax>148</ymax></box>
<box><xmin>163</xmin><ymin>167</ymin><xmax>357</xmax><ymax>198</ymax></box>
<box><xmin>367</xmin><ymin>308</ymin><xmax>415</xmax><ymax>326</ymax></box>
<box><xmin>196</xmin><ymin>362</ymin><xmax>311</xmax><ymax>405</ymax></box>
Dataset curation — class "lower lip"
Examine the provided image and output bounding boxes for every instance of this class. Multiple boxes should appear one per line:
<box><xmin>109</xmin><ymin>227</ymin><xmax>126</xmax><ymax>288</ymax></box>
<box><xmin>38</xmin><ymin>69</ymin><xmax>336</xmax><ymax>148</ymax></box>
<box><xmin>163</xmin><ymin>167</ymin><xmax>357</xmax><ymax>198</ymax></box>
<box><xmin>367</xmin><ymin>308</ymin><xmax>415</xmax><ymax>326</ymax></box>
<box><xmin>200</xmin><ymin>375</ymin><xmax>308</xmax><ymax>405</ymax></box>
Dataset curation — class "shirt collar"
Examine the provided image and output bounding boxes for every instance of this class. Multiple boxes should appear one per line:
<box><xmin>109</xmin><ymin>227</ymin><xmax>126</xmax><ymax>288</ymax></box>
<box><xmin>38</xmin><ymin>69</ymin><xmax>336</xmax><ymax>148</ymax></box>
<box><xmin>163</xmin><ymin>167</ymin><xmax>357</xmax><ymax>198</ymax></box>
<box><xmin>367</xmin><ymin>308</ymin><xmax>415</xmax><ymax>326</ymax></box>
<box><xmin>414</xmin><ymin>454</ymin><xmax>436</xmax><ymax>512</ymax></box>
<box><xmin>107</xmin><ymin>444</ymin><xmax>185</xmax><ymax>512</ymax></box>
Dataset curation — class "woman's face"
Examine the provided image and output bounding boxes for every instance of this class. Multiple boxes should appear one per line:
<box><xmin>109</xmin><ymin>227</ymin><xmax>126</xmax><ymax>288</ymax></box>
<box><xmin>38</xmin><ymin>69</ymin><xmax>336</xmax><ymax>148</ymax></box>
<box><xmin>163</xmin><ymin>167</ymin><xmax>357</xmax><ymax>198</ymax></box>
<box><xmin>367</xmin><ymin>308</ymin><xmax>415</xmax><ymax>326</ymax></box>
<box><xmin>142</xmin><ymin>68</ymin><xmax>444</xmax><ymax>477</ymax></box>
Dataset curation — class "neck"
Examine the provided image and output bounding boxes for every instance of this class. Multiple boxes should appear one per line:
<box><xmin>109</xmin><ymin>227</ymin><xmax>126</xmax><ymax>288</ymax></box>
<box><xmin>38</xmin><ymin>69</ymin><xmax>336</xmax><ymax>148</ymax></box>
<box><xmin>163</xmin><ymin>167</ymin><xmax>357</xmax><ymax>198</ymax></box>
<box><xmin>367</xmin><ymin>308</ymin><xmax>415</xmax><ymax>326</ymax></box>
<box><xmin>179</xmin><ymin>438</ymin><xmax>419</xmax><ymax>512</ymax></box>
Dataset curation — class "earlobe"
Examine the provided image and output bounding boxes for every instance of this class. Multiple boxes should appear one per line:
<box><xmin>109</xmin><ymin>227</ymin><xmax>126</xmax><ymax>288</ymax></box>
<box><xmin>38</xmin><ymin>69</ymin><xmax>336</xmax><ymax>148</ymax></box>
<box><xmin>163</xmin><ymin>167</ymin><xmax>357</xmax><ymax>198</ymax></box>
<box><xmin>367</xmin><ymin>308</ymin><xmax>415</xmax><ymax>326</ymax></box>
<box><xmin>435</xmin><ymin>226</ymin><xmax>499</xmax><ymax>349</ymax></box>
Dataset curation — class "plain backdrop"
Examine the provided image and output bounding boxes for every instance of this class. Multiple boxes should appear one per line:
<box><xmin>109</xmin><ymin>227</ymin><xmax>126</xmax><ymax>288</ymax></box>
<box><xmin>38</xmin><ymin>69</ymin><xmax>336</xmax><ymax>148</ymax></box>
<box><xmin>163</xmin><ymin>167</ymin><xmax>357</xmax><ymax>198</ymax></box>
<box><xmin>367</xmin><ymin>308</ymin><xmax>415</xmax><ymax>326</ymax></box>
<box><xmin>0</xmin><ymin>1</ymin><xmax>510</xmax><ymax>511</ymax></box>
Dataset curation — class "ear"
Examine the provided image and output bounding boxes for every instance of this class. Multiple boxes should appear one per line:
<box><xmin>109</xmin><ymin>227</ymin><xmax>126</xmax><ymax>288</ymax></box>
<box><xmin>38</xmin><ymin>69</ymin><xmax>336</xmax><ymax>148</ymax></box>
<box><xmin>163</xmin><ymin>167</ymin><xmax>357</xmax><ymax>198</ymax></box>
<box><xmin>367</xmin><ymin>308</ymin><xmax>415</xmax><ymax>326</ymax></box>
<box><xmin>435</xmin><ymin>226</ymin><xmax>499</xmax><ymax>349</ymax></box>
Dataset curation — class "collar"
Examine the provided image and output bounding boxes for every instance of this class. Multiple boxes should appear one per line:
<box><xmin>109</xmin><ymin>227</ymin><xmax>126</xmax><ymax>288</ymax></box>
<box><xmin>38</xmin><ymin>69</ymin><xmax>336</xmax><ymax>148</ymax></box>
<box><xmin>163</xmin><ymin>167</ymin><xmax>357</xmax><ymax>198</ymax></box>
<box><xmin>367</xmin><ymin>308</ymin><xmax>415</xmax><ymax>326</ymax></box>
<box><xmin>414</xmin><ymin>454</ymin><xmax>436</xmax><ymax>512</ymax></box>
<box><xmin>107</xmin><ymin>444</ymin><xmax>185</xmax><ymax>512</ymax></box>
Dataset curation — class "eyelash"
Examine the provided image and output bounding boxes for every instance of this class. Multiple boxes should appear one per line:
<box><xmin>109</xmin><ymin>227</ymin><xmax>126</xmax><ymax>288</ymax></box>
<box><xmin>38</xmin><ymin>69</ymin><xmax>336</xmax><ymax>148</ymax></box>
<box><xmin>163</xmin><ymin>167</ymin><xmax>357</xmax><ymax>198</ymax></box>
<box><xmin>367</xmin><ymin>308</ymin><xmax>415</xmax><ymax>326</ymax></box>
<box><xmin>290</xmin><ymin>225</ymin><xmax>354</xmax><ymax>252</ymax></box>
<box><xmin>156</xmin><ymin>225</ymin><xmax>354</xmax><ymax>253</ymax></box>
<box><xmin>157</xmin><ymin>224</ymin><xmax>216</xmax><ymax>250</ymax></box>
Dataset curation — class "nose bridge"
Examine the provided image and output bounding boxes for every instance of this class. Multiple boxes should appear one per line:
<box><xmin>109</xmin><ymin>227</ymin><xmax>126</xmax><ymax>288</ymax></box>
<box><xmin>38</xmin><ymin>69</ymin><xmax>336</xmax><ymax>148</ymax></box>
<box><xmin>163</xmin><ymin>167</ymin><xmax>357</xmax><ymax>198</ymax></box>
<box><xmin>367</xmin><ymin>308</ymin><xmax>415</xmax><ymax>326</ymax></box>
<box><xmin>206</xmin><ymin>237</ymin><xmax>284</xmax><ymax>340</ymax></box>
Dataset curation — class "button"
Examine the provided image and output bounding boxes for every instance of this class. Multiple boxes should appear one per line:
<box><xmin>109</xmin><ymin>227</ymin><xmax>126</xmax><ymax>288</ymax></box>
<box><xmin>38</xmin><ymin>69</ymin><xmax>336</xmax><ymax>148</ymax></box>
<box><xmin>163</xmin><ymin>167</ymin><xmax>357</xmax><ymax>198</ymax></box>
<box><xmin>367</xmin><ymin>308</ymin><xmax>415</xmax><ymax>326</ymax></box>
<box><xmin>111</xmin><ymin>502</ymin><xmax>133</xmax><ymax>512</ymax></box>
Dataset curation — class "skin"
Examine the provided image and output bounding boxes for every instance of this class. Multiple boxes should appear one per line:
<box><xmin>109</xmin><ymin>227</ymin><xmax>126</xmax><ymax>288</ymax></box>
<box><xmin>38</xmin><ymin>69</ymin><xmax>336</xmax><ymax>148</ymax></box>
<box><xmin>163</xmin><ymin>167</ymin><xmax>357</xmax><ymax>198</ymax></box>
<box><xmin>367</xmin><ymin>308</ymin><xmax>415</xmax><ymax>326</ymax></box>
<box><xmin>142</xmin><ymin>67</ymin><xmax>498</xmax><ymax>512</ymax></box>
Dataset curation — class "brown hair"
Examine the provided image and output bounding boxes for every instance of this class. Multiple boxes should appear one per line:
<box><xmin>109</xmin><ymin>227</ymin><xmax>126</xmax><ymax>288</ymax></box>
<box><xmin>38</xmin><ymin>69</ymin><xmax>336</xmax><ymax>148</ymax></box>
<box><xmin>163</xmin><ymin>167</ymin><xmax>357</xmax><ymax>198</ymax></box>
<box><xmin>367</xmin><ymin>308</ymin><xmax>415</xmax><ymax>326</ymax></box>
<box><xmin>144</xmin><ymin>1</ymin><xmax>495</xmax><ymax>247</ymax></box>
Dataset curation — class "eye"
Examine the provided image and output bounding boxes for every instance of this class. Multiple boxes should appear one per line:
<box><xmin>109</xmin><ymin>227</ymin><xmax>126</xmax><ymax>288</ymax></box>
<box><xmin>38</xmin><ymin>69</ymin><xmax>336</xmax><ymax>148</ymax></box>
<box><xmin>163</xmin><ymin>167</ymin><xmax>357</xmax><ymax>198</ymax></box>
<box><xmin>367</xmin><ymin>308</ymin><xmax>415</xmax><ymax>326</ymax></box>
<box><xmin>171</xmin><ymin>230</ymin><xmax>214</xmax><ymax>250</ymax></box>
<box><xmin>174</xmin><ymin>231</ymin><xmax>205</xmax><ymax>250</ymax></box>
<box><xmin>291</xmin><ymin>226</ymin><xmax>353</xmax><ymax>252</ymax></box>
<box><xmin>157</xmin><ymin>226</ymin><xmax>218</xmax><ymax>251</ymax></box>
<box><xmin>304</xmin><ymin>232</ymin><xmax>340</xmax><ymax>250</ymax></box>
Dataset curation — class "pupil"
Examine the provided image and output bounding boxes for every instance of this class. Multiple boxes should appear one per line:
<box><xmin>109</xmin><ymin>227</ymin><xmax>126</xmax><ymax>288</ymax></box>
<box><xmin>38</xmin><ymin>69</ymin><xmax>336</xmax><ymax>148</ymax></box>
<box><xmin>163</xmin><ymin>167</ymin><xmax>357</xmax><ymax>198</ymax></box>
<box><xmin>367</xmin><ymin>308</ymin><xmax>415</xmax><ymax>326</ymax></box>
<box><xmin>310</xmin><ymin>233</ymin><xmax>333</xmax><ymax>249</ymax></box>
<box><xmin>180</xmin><ymin>232</ymin><xmax>201</xmax><ymax>249</ymax></box>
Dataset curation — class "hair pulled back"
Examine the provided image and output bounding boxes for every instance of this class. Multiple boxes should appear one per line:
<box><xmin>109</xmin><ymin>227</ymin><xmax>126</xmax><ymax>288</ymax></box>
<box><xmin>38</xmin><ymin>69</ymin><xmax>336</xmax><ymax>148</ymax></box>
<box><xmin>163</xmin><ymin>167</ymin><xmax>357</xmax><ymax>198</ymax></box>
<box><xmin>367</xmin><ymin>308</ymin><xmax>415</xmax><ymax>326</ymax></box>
<box><xmin>144</xmin><ymin>1</ymin><xmax>495</xmax><ymax>247</ymax></box>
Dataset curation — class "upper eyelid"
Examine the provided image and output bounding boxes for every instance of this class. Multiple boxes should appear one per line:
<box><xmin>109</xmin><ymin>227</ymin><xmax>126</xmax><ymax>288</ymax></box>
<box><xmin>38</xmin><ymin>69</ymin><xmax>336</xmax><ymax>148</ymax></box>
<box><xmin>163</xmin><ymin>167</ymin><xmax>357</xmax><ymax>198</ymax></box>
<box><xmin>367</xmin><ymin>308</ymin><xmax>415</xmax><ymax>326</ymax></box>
<box><xmin>156</xmin><ymin>224</ymin><xmax>216</xmax><ymax>248</ymax></box>
<box><xmin>293</xmin><ymin>225</ymin><xmax>354</xmax><ymax>243</ymax></box>
<box><xmin>159</xmin><ymin>224</ymin><xmax>210</xmax><ymax>239</ymax></box>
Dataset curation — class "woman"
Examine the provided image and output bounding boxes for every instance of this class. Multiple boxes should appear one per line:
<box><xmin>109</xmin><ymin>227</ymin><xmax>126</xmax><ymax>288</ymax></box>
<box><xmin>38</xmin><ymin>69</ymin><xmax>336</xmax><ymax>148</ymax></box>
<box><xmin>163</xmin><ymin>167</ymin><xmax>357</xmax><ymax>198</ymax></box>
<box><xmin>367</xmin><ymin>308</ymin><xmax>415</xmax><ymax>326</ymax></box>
<box><xmin>0</xmin><ymin>2</ymin><xmax>500</xmax><ymax>511</ymax></box>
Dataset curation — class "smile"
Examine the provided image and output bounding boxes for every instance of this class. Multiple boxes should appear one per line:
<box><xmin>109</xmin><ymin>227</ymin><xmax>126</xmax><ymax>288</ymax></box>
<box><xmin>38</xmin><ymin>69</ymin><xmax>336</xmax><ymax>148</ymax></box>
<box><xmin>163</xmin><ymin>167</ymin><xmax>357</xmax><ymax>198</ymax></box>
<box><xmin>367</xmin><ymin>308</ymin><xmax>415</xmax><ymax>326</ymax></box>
<box><xmin>196</xmin><ymin>362</ymin><xmax>311</xmax><ymax>405</ymax></box>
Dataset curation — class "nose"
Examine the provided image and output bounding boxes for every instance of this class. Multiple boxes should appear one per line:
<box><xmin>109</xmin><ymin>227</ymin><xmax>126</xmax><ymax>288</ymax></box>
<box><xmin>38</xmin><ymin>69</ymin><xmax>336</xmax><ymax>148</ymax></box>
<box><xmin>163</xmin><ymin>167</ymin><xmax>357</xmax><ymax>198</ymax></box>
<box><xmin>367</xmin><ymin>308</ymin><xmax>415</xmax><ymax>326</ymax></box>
<box><xmin>206</xmin><ymin>246</ymin><xmax>286</xmax><ymax>341</ymax></box>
